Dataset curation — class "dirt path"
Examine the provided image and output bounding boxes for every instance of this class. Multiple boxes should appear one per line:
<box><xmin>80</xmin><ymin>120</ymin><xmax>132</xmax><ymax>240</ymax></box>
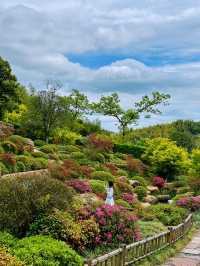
<box><xmin>163</xmin><ymin>230</ymin><xmax>200</xmax><ymax>266</ymax></box>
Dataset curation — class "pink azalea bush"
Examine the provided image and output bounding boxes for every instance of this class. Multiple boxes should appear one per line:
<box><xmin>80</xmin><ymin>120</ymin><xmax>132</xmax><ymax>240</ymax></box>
<box><xmin>122</xmin><ymin>193</ymin><xmax>137</xmax><ymax>204</ymax></box>
<box><xmin>66</xmin><ymin>179</ymin><xmax>92</xmax><ymax>193</ymax></box>
<box><xmin>152</xmin><ymin>176</ymin><xmax>165</xmax><ymax>189</ymax></box>
<box><xmin>177</xmin><ymin>196</ymin><xmax>200</xmax><ymax>211</ymax></box>
<box><xmin>93</xmin><ymin>204</ymin><xmax>141</xmax><ymax>245</ymax></box>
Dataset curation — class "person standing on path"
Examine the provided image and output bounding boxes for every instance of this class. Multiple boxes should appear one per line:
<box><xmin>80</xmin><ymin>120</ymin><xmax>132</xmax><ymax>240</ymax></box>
<box><xmin>105</xmin><ymin>181</ymin><xmax>114</xmax><ymax>206</ymax></box>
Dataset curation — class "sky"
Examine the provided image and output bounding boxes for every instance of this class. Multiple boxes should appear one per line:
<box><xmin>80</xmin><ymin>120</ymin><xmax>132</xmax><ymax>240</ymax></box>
<box><xmin>0</xmin><ymin>0</ymin><xmax>200</xmax><ymax>131</ymax></box>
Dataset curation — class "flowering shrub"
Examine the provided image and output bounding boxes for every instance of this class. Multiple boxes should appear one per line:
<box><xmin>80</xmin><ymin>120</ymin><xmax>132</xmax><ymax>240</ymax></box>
<box><xmin>122</xmin><ymin>193</ymin><xmax>137</xmax><ymax>204</ymax></box>
<box><xmin>66</xmin><ymin>179</ymin><xmax>92</xmax><ymax>193</ymax></box>
<box><xmin>152</xmin><ymin>176</ymin><xmax>165</xmax><ymax>189</ymax></box>
<box><xmin>88</xmin><ymin>134</ymin><xmax>113</xmax><ymax>152</ymax></box>
<box><xmin>93</xmin><ymin>204</ymin><xmax>141</xmax><ymax>245</ymax></box>
<box><xmin>177</xmin><ymin>196</ymin><xmax>200</xmax><ymax>211</ymax></box>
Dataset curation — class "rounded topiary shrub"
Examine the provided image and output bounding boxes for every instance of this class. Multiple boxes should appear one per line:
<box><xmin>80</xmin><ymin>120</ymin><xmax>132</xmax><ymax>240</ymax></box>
<box><xmin>91</xmin><ymin>171</ymin><xmax>114</xmax><ymax>182</ymax></box>
<box><xmin>13</xmin><ymin>236</ymin><xmax>83</xmax><ymax>266</ymax></box>
<box><xmin>30</xmin><ymin>158</ymin><xmax>48</xmax><ymax>170</ymax></box>
<box><xmin>16</xmin><ymin>155</ymin><xmax>34</xmax><ymax>171</ymax></box>
<box><xmin>115</xmin><ymin>199</ymin><xmax>131</xmax><ymax>209</ymax></box>
<box><xmin>31</xmin><ymin>151</ymin><xmax>48</xmax><ymax>159</ymax></box>
<box><xmin>1</xmin><ymin>141</ymin><xmax>17</xmax><ymax>153</ymax></box>
<box><xmin>71</xmin><ymin>151</ymin><xmax>85</xmax><ymax>160</ymax></box>
<box><xmin>16</xmin><ymin>161</ymin><xmax>26</xmax><ymax>172</ymax></box>
<box><xmin>40</xmin><ymin>144</ymin><xmax>58</xmax><ymax>154</ymax></box>
<box><xmin>134</xmin><ymin>186</ymin><xmax>147</xmax><ymax>201</ymax></box>
<box><xmin>34</xmin><ymin>139</ymin><xmax>46</xmax><ymax>147</ymax></box>
<box><xmin>90</xmin><ymin>180</ymin><xmax>106</xmax><ymax>194</ymax></box>
<box><xmin>0</xmin><ymin>175</ymin><xmax>74</xmax><ymax>236</ymax></box>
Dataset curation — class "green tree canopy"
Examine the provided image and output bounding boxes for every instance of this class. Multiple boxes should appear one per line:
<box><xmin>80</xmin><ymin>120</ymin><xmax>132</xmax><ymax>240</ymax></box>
<box><xmin>0</xmin><ymin>56</ymin><xmax>26</xmax><ymax>120</ymax></box>
<box><xmin>92</xmin><ymin>91</ymin><xmax>170</xmax><ymax>135</ymax></box>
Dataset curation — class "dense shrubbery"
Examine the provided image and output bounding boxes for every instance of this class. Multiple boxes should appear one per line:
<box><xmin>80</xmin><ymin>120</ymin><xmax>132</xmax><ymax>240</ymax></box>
<box><xmin>150</xmin><ymin>204</ymin><xmax>187</xmax><ymax>226</ymax></box>
<box><xmin>13</xmin><ymin>235</ymin><xmax>83</xmax><ymax>265</ymax></box>
<box><xmin>142</xmin><ymin>138</ymin><xmax>190</xmax><ymax>180</ymax></box>
<box><xmin>66</xmin><ymin>179</ymin><xmax>92</xmax><ymax>193</ymax></box>
<box><xmin>88</xmin><ymin>134</ymin><xmax>113</xmax><ymax>152</ymax></box>
<box><xmin>91</xmin><ymin>171</ymin><xmax>114</xmax><ymax>182</ymax></box>
<box><xmin>113</xmin><ymin>143</ymin><xmax>145</xmax><ymax>158</ymax></box>
<box><xmin>28</xmin><ymin>209</ymin><xmax>99</xmax><ymax>252</ymax></box>
<box><xmin>134</xmin><ymin>186</ymin><xmax>147</xmax><ymax>201</ymax></box>
<box><xmin>0</xmin><ymin>175</ymin><xmax>74</xmax><ymax>235</ymax></box>
<box><xmin>177</xmin><ymin>196</ymin><xmax>200</xmax><ymax>211</ymax></box>
<box><xmin>93</xmin><ymin>205</ymin><xmax>141</xmax><ymax>244</ymax></box>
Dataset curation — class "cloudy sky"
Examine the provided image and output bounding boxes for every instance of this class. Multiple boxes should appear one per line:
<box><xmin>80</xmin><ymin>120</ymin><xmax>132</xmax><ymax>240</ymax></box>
<box><xmin>0</xmin><ymin>0</ymin><xmax>200</xmax><ymax>131</ymax></box>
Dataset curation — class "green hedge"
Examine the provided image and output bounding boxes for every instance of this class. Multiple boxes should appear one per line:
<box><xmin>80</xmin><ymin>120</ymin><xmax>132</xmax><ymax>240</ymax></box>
<box><xmin>13</xmin><ymin>236</ymin><xmax>83</xmax><ymax>266</ymax></box>
<box><xmin>113</xmin><ymin>143</ymin><xmax>145</xmax><ymax>158</ymax></box>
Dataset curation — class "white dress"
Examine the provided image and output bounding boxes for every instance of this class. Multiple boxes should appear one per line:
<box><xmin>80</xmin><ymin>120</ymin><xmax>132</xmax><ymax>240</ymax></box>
<box><xmin>105</xmin><ymin>187</ymin><xmax>114</xmax><ymax>206</ymax></box>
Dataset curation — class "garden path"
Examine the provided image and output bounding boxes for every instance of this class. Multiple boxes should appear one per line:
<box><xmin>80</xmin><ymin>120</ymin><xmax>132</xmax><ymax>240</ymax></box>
<box><xmin>163</xmin><ymin>230</ymin><xmax>200</xmax><ymax>266</ymax></box>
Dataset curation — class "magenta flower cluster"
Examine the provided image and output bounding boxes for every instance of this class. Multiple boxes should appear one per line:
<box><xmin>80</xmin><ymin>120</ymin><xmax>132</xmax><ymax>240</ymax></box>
<box><xmin>93</xmin><ymin>204</ymin><xmax>141</xmax><ymax>245</ymax></box>
<box><xmin>152</xmin><ymin>176</ymin><xmax>165</xmax><ymax>188</ymax></box>
<box><xmin>122</xmin><ymin>193</ymin><xmax>137</xmax><ymax>204</ymax></box>
<box><xmin>177</xmin><ymin>196</ymin><xmax>200</xmax><ymax>211</ymax></box>
<box><xmin>66</xmin><ymin>179</ymin><xmax>92</xmax><ymax>193</ymax></box>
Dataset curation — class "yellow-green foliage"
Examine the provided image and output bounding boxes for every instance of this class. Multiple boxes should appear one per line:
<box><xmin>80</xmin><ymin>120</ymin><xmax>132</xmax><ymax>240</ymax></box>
<box><xmin>189</xmin><ymin>148</ymin><xmax>200</xmax><ymax>177</ymax></box>
<box><xmin>52</xmin><ymin>128</ymin><xmax>81</xmax><ymax>145</ymax></box>
<box><xmin>142</xmin><ymin>138</ymin><xmax>190</xmax><ymax>180</ymax></box>
<box><xmin>0</xmin><ymin>248</ymin><xmax>24</xmax><ymax>266</ymax></box>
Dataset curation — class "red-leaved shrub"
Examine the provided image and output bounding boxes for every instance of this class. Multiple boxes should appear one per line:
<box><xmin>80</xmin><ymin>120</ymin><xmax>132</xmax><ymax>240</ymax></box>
<box><xmin>152</xmin><ymin>176</ymin><xmax>165</xmax><ymax>189</ymax></box>
<box><xmin>126</xmin><ymin>155</ymin><xmax>146</xmax><ymax>176</ymax></box>
<box><xmin>79</xmin><ymin>165</ymin><xmax>93</xmax><ymax>178</ymax></box>
<box><xmin>88</xmin><ymin>134</ymin><xmax>113</xmax><ymax>152</ymax></box>
<box><xmin>104</xmin><ymin>163</ymin><xmax>118</xmax><ymax>175</ymax></box>
<box><xmin>0</xmin><ymin>153</ymin><xmax>16</xmax><ymax>166</ymax></box>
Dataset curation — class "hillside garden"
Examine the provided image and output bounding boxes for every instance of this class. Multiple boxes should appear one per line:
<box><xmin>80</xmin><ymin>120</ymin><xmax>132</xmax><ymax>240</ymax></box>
<box><xmin>0</xmin><ymin>56</ymin><xmax>200</xmax><ymax>265</ymax></box>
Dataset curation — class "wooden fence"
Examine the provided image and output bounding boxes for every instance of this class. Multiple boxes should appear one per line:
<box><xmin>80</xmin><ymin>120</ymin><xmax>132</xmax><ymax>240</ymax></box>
<box><xmin>85</xmin><ymin>213</ymin><xmax>193</xmax><ymax>266</ymax></box>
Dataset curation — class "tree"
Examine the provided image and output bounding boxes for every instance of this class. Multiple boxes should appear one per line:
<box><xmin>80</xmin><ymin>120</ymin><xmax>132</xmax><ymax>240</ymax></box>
<box><xmin>61</xmin><ymin>89</ymin><xmax>90</xmax><ymax>130</ymax></box>
<box><xmin>93</xmin><ymin>91</ymin><xmax>170</xmax><ymax>136</ymax></box>
<box><xmin>142</xmin><ymin>138</ymin><xmax>190</xmax><ymax>181</ymax></box>
<box><xmin>25</xmin><ymin>81</ymin><xmax>63</xmax><ymax>143</ymax></box>
<box><xmin>0</xmin><ymin>56</ymin><xmax>26</xmax><ymax>120</ymax></box>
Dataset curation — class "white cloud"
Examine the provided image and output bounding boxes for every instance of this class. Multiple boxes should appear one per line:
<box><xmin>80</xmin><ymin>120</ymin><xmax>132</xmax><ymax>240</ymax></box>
<box><xmin>0</xmin><ymin>1</ymin><xmax>200</xmax><ymax>130</ymax></box>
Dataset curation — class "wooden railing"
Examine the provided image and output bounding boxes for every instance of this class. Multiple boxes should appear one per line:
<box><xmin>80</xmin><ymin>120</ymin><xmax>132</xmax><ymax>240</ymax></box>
<box><xmin>85</xmin><ymin>214</ymin><xmax>193</xmax><ymax>266</ymax></box>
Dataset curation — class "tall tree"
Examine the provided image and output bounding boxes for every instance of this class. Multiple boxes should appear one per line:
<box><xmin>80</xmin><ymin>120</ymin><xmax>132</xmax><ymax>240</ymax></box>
<box><xmin>26</xmin><ymin>81</ymin><xmax>63</xmax><ymax>143</ymax></box>
<box><xmin>62</xmin><ymin>89</ymin><xmax>90</xmax><ymax>129</ymax></box>
<box><xmin>0</xmin><ymin>56</ymin><xmax>25</xmax><ymax>120</ymax></box>
<box><xmin>93</xmin><ymin>91</ymin><xmax>170</xmax><ymax>136</ymax></box>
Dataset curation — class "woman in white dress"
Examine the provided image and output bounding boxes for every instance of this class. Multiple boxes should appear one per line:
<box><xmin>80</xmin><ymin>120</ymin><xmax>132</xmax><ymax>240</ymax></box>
<box><xmin>105</xmin><ymin>181</ymin><xmax>114</xmax><ymax>206</ymax></box>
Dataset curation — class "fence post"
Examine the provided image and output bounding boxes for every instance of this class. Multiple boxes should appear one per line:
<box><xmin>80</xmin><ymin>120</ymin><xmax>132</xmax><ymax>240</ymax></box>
<box><xmin>120</xmin><ymin>244</ymin><xmax>126</xmax><ymax>266</ymax></box>
<box><xmin>168</xmin><ymin>227</ymin><xmax>173</xmax><ymax>244</ymax></box>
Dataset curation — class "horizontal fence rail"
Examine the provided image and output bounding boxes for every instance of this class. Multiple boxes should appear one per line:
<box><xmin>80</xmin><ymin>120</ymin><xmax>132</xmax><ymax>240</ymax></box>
<box><xmin>85</xmin><ymin>214</ymin><xmax>193</xmax><ymax>266</ymax></box>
